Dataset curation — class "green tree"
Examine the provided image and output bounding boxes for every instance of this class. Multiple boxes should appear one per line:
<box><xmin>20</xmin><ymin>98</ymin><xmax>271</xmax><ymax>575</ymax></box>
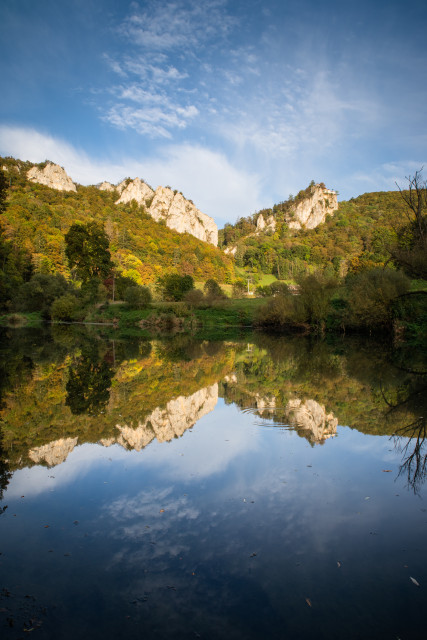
<box><xmin>204</xmin><ymin>278</ymin><xmax>226</xmax><ymax>300</ymax></box>
<box><xmin>124</xmin><ymin>285</ymin><xmax>152</xmax><ymax>308</ymax></box>
<box><xmin>156</xmin><ymin>274</ymin><xmax>194</xmax><ymax>301</ymax></box>
<box><xmin>65</xmin><ymin>222</ymin><xmax>113</xmax><ymax>283</ymax></box>
<box><xmin>0</xmin><ymin>169</ymin><xmax>8</xmax><ymax>214</ymax></box>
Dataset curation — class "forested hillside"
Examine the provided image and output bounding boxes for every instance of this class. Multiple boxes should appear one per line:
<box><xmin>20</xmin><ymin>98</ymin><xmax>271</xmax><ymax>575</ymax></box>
<box><xmin>220</xmin><ymin>187</ymin><xmax>410</xmax><ymax>279</ymax></box>
<box><xmin>0</xmin><ymin>156</ymin><xmax>234</xmax><ymax>287</ymax></box>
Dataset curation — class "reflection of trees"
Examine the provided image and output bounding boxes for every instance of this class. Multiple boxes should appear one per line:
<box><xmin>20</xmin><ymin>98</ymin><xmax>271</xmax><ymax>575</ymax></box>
<box><xmin>386</xmin><ymin>373</ymin><xmax>427</xmax><ymax>493</ymax></box>
<box><xmin>66</xmin><ymin>345</ymin><xmax>114</xmax><ymax>416</ymax></box>
<box><xmin>0</xmin><ymin>435</ymin><xmax>11</xmax><ymax>515</ymax></box>
<box><xmin>394</xmin><ymin>418</ymin><xmax>427</xmax><ymax>494</ymax></box>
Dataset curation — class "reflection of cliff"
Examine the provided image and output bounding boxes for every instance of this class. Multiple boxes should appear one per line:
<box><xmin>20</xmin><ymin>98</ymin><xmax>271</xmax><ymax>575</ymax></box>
<box><xmin>285</xmin><ymin>398</ymin><xmax>337</xmax><ymax>444</ymax></box>
<box><xmin>29</xmin><ymin>437</ymin><xmax>78</xmax><ymax>467</ymax></box>
<box><xmin>109</xmin><ymin>383</ymin><xmax>218</xmax><ymax>451</ymax></box>
<box><xmin>223</xmin><ymin>375</ymin><xmax>337</xmax><ymax>445</ymax></box>
<box><xmin>0</xmin><ymin>334</ymin><xmax>234</xmax><ymax>470</ymax></box>
<box><xmin>26</xmin><ymin>385</ymin><xmax>218</xmax><ymax>466</ymax></box>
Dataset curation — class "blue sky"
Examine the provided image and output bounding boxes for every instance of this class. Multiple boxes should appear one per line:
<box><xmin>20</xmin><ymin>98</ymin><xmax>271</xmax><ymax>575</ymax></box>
<box><xmin>1</xmin><ymin>0</ymin><xmax>426</xmax><ymax>227</ymax></box>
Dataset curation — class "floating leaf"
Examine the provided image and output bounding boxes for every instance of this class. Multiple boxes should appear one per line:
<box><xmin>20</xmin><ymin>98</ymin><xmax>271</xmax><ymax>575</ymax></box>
<box><xmin>410</xmin><ymin>576</ymin><xmax>420</xmax><ymax>587</ymax></box>
<box><xmin>305</xmin><ymin>598</ymin><xmax>312</xmax><ymax>607</ymax></box>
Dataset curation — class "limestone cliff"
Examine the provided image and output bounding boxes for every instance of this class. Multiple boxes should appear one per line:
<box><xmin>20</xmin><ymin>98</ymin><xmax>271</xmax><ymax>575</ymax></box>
<box><xmin>115</xmin><ymin>178</ymin><xmax>154</xmax><ymax>206</ymax></box>
<box><xmin>148</xmin><ymin>186</ymin><xmax>218</xmax><ymax>246</ymax></box>
<box><xmin>287</xmin><ymin>184</ymin><xmax>337</xmax><ymax>230</ymax></box>
<box><xmin>114</xmin><ymin>179</ymin><xmax>218</xmax><ymax>246</ymax></box>
<box><xmin>256</xmin><ymin>213</ymin><xmax>276</xmax><ymax>233</ymax></box>
<box><xmin>27</xmin><ymin>162</ymin><xmax>77</xmax><ymax>192</ymax></box>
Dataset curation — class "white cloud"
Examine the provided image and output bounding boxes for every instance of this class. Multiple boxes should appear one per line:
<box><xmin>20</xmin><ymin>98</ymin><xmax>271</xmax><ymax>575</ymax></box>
<box><xmin>0</xmin><ymin>125</ymin><xmax>262</xmax><ymax>223</ymax></box>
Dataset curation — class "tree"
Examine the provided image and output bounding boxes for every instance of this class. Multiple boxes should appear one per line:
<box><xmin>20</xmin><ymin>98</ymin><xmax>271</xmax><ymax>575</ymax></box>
<box><xmin>124</xmin><ymin>285</ymin><xmax>152</xmax><ymax>308</ymax></box>
<box><xmin>156</xmin><ymin>274</ymin><xmax>194</xmax><ymax>301</ymax></box>
<box><xmin>0</xmin><ymin>169</ymin><xmax>8</xmax><ymax>214</ymax></box>
<box><xmin>65</xmin><ymin>222</ymin><xmax>113</xmax><ymax>283</ymax></box>
<box><xmin>204</xmin><ymin>279</ymin><xmax>226</xmax><ymax>300</ymax></box>
<box><xmin>392</xmin><ymin>169</ymin><xmax>427</xmax><ymax>279</ymax></box>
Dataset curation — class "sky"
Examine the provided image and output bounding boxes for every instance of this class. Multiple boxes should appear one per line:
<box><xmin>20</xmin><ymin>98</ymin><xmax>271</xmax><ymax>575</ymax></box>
<box><xmin>0</xmin><ymin>0</ymin><xmax>426</xmax><ymax>227</ymax></box>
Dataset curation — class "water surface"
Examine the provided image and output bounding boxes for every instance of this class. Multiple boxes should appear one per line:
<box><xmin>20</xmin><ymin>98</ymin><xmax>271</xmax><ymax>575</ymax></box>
<box><xmin>0</xmin><ymin>328</ymin><xmax>426</xmax><ymax>639</ymax></box>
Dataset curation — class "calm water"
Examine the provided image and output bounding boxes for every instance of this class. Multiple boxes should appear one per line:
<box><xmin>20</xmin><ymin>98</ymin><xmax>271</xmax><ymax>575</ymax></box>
<box><xmin>0</xmin><ymin>327</ymin><xmax>426</xmax><ymax>639</ymax></box>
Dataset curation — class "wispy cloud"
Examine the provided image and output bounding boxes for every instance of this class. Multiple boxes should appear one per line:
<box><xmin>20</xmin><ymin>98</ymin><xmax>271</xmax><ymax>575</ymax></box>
<box><xmin>119</xmin><ymin>0</ymin><xmax>235</xmax><ymax>51</ymax></box>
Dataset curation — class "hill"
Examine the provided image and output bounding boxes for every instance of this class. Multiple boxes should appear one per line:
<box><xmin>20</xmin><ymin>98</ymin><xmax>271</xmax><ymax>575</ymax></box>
<box><xmin>219</xmin><ymin>185</ymin><xmax>410</xmax><ymax>280</ymax></box>
<box><xmin>0</xmin><ymin>156</ymin><xmax>235</xmax><ymax>288</ymax></box>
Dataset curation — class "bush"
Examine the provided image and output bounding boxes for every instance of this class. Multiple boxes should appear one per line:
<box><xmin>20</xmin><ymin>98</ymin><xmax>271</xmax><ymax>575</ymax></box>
<box><xmin>14</xmin><ymin>273</ymin><xmax>70</xmax><ymax>315</ymax></box>
<box><xmin>156</xmin><ymin>274</ymin><xmax>194</xmax><ymax>301</ymax></box>
<box><xmin>232</xmin><ymin>278</ymin><xmax>246</xmax><ymax>297</ymax></box>
<box><xmin>124</xmin><ymin>285</ymin><xmax>152</xmax><ymax>309</ymax></box>
<box><xmin>345</xmin><ymin>268</ymin><xmax>410</xmax><ymax>329</ymax></box>
<box><xmin>204</xmin><ymin>279</ymin><xmax>226</xmax><ymax>300</ymax></box>
<box><xmin>51</xmin><ymin>294</ymin><xmax>79</xmax><ymax>321</ymax></box>
<box><xmin>296</xmin><ymin>273</ymin><xmax>338</xmax><ymax>328</ymax></box>
<box><xmin>256</xmin><ymin>293</ymin><xmax>306</xmax><ymax>328</ymax></box>
<box><xmin>184</xmin><ymin>289</ymin><xmax>204</xmax><ymax>307</ymax></box>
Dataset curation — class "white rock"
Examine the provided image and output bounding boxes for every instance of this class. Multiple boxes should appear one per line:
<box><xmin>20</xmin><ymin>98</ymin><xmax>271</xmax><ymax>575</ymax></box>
<box><xmin>149</xmin><ymin>186</ymin><xmax>218</xmax><ymax>246</ymax></box>
<box><xmin>98</xmin><ymin>181</ymin><xmax>116</xmax><ymax>192</ymax></box>
<box><xmin>27</xmin><ymin>162</ymin><xmax>77</xmax><ymax>192</ymax></box>
<box><xmin>287</xmin><ymin>184</ymin><xmax>337</xmax><ymax>230</ymax></box>
<box><xmin>115</xmin><ymin>177</ymin><xmax>154</xmax><ymax>206</ymax></box>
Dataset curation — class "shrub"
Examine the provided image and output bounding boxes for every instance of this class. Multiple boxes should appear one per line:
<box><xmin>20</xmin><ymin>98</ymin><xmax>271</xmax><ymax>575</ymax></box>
<box><xmin>156</xmin><ymin>274</ymin><xmax>194</xmax><ymax>301</ymax></box>
<box><xmin>345</xmin><ymin>268</ymin><xmax>410</xmax><ymax>329</ymax></box>
<box><xmin>232</xmin><ymin>278</ymin><xmax>246</xmax><ymax>297</ymax></box>
<box><xmin>256</xmin><ymin>293</ymin><xmax>306</xmax><ymax>328</ymax></box>
<box><xmin>204</xmin><ymin>279</ymin><xmax>226</xmax><ymax>300</ymax></box>
<box><xmin>184</xmin><ymin>289</ymin><xmax>204</xmax><ymax>307</ymax></box>
<box><xmin>296</xmin><ymin>273</ymin><xmax>338</xmax><ymax>328</ymax></box>
<box><xmin>14</xmin><ymin>273</ymin><xmax>70</xmax><ymax>314</ymax></box>
<box><xmin>124</xmin><ymin>285</ymin><xmax>152</xmax><ymax>309</ymax></box>
<box><xmin>51</xmin><ymin>294</ymin><xmax>79</xmax><ymax>321</ymax></box>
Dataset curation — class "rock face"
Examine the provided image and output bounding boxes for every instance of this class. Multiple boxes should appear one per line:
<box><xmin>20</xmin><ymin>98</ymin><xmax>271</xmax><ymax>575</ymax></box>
<box><xmin>116</xmin><ymin>178</ymin><xmax>154</xmax><ymax>205</ymax></box>
<box><xmin>98</xmin><ymin>181</ymin><xmax>116</xmax><ymax>192</ymax></box>
<box><xmin>148</xmin><ymin>186</ymin><xmax>218</xmax><ymax>246</ymax></box>
<box><xmin>287</xmin><ymin>184</ymin><xmax>337</xmax><ymax>230</ymax></box>
<box><xmin>113</xmin><ymin>179</ymin><xmax>218</xmax><ymax>246</ymax></box>
<box><xmin>256</xmin><ymin>213</ymin><xmax>276</xmax><ymax>233</ymax></box>
<box><xmin>27</xmin><ymin>162</ymin><xmax>77</xmax><ymax>192</ymax></box>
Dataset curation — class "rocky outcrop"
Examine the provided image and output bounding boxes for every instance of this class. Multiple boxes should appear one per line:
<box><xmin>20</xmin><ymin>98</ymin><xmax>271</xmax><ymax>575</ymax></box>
<box><xmin>114</xmin><ymin>180</ymin><xmax>218</xmax><ymax>246</ymax></box>
<box><xmin>29</xmin><ymin>437</ymin><xmax>78</xmax><ymax>467</ymax></box>
<box><xmin>98</xmin><ymin>181</ymin><xmax>116</xmax><ymax>192</ymax></box>
<box><xmin>115</xmin><ymin>178</ymin><xmax>154</xmax><ymax>206</ymax></box>
<box><xmin>256</xmin><ymin>213</ymin><xmax>276</xmax><ymax>233</ymax></box>
<box><xmin>148</xmin><ymin>186</ymin><xmax>218</xmax><ymax>246</ymax></box>
<box><xmin>27</xmin><ymin>162</ymin><xmax>77</xmax><ymax>192</ymax></box>
<box><xmin>287</xmin><ymin>184</ymin><xmax>337</xmax><ymax>230</ymax></box>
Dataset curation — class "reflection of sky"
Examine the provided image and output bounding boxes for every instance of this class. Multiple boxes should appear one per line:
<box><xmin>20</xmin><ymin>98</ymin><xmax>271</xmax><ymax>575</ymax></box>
<box><xmin>2</xmin><ymin>399</ymin><xmax>427</xmax><ymax>639</ymax></box>
<box><xmin>6</xmin><ymin>400</ymin><xmax>259</xmax><ymax>498</ymax></box>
